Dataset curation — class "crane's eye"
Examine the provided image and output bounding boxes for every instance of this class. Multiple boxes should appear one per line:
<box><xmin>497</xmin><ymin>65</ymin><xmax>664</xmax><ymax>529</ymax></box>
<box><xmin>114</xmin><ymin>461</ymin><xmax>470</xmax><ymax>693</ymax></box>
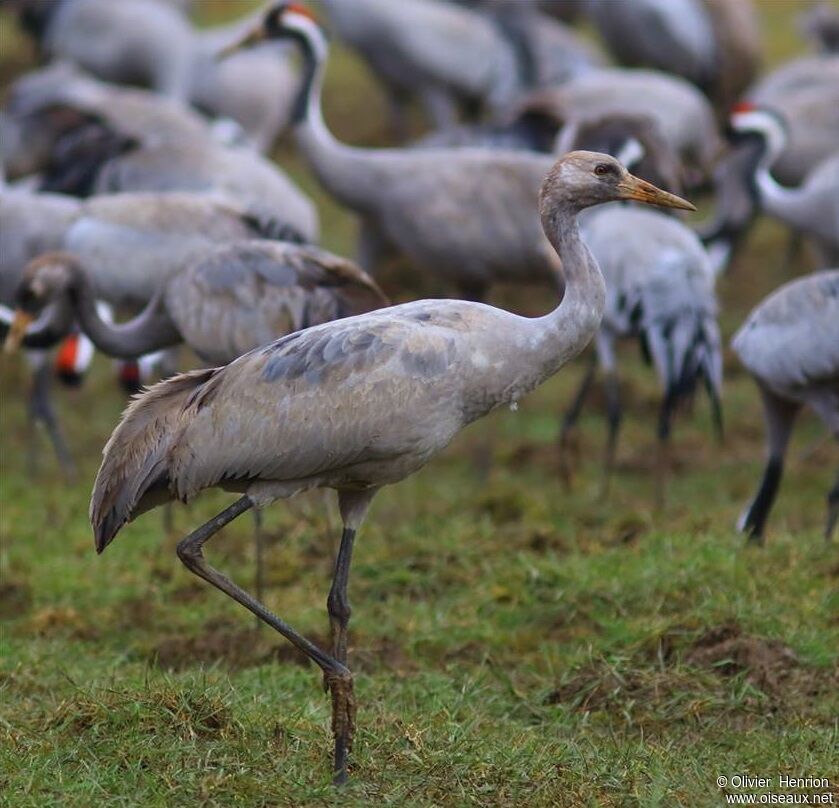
<box><xmin>594</xmin><ymin>163</ymin><xmax>611</xmax><ymax>176</ymax></box>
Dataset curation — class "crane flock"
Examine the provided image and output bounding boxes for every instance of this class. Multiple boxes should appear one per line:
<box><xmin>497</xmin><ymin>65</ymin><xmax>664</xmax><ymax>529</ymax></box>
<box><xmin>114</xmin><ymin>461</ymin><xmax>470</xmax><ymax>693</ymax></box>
<box><xmin>0</xmin><ymin>0</ymin><xmax>836</xmax><ymax>787</ymax></box>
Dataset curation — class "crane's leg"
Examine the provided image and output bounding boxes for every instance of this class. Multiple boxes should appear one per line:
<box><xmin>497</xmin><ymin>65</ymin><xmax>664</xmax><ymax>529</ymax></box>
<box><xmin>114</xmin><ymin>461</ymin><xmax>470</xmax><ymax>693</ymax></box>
<box><xmin>655</xmin><ymin>387</ymin><xmax>678</xmax><ymax>509</ymax></box>
<box><xmin>601</xmin><ymin>371</ymin><xmax>622</xmax><ymax>499</ymax></box>
<box><xmin>738</xmin><ymin>386</ymin><xmax>799</xmax><ymax>545</ymax></box>
<box><xmin>28</xmin><ymin>359</ymin><xmax>75</xmax><ymax>480</ymax></box>
<box><xmin>253</xmin><ymin>509</ymin><xmax>265</xmax><ymax>629</ymax></box>
<box><xmin>175</xmin><ymin>495</ymin><xmax>360</xmax><ymax>785</ymax></box>
<box><xmin>327</xmin><ymin>525</ymin><xmax>355</xmax><ymax>666</ymax></box>
<box><xmin>557</xmin><ymin>351</ymin><xmax>597</xmax><ymax>488</ymax></box>
<box><xmin>324</xmin><ymin>490</ymin><xmax>376</xmax><ymax>777</ymax></box>
<box><xmin>826</xmin><ymin>468</ymin><xmax>839</xmax><ymax>542</ymax></box>
<box><xmin>357</xmin><ymin>219</ymin><xmax>399</xmax><ymax>278</ymax></box>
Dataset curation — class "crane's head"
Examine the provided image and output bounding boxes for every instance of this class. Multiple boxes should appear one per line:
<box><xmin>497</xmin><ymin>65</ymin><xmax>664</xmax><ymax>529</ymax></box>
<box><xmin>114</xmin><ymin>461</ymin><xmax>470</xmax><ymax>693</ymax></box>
<box><xmin>217</xmin><ymin>2</ymin><xmax>326</xmax><ymax>61</ymax></box>
<box><xmin>4</xmin><ymin>253</ymin><xmax>76</xmax><ymax>354</ymax></box>
<box><xmin>728</xmin><ymin>103</ymin><xmax>787</xmax><ymax>158</ymax></box>
<box><xmin>540</xmin><ymin>151</ymin><xmax>695</xmax><ymax>219</ymax></box>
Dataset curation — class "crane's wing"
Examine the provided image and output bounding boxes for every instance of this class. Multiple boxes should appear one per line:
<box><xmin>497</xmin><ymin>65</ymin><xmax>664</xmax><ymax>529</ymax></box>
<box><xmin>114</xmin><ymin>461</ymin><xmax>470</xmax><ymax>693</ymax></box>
<box><xmin>165</xmin><ymin>303</ymin><xmax>470</xmax><ymax>502</ymax></box>
<box><xmin>164</xmin><ymin>241</ymin><xmax>389</xmax><ymax>363</ymax></box>
<box><xmin>733</xmin><ymin>271</ymin><xmax>839</xmax><ymax>390</ymax></box>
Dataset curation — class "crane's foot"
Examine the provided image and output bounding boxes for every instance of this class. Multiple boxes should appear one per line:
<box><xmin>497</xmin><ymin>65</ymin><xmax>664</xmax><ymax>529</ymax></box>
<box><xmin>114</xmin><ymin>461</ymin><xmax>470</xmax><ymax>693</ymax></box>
<box><xmin>326</xmin><ymin>669</ymin><xmax>356</xmax><ymax>786</ymax></box>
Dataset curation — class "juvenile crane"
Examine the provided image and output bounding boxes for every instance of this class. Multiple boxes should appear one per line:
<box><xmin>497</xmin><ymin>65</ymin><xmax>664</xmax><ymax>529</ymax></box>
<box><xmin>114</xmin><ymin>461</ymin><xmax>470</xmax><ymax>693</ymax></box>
<box><xmin>89</xmin><ymin>145</ymin><xmax>694</xmax><ymax>782</ymax></box>
<box><xmin>732</xmin><ymin>271</ymin><xmax>839</xmax><ymax>542</ymax></box>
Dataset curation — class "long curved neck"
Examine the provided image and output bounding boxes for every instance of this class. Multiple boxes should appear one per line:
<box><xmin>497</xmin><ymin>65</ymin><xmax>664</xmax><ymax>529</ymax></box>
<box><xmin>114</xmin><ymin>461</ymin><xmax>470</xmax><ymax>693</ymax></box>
<box><xmin>61</xmin><ymin>262</ymin><xmax>181</xmax><ymax>359</ymax></box>
<box><xmin>525</xmin><ymin>202</ymin><xmax>606</xmax><ymax>384</ymax></box>
<box><xmin>289</xmin><ymin>24</ymin><xmax>382</xmax><ymax>211</ymax></box>
<box><xmin>753</xmin><ymin>133</ymin><xmax>810</xmax><ymax>228</ymax></box>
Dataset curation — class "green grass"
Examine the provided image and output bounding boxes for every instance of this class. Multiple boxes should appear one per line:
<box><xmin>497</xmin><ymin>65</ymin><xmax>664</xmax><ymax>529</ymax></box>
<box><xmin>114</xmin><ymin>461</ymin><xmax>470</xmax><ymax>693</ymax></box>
<box><xmin>1</xmin><ymin>1</ymin><xmax>838</xmax><ymax>805</ymax></box>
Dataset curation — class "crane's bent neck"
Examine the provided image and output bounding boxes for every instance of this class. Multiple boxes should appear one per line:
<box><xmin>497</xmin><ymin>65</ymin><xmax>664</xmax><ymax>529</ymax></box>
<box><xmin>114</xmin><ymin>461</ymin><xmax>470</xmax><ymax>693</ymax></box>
<box><xmin>747</xmin><ymin>124</ymin><xmax>812</xmax><ymax>229</ymax></box>
<box><xmin>288</xmin><ymin>22</ymin><xmax>378</xmax><ymax>210</ymax></box>
<box><xmin>58</xmin><ymin>260</ymin><xmax>181</xmax><ymax>359</ymax></box>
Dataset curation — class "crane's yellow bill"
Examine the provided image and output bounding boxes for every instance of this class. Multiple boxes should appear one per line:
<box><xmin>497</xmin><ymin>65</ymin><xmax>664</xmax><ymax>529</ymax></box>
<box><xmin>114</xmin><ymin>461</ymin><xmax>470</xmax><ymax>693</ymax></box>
<box><xmin>618</xmin><ymin>175</ymin><xmax>696</xmax><ymax>211</ymax></box>
<box><xmin>4</xmin><ymin>310</ymin><xmax>33</xmax><ymax>354</ymax></box>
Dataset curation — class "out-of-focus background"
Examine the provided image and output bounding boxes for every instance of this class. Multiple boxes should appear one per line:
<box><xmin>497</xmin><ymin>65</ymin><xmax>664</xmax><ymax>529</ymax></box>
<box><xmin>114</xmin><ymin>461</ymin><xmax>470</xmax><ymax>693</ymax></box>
<box><xmin>0</xmin><ymin>0</ymin><xmax>837</xmax><ymax>804</ymax></box>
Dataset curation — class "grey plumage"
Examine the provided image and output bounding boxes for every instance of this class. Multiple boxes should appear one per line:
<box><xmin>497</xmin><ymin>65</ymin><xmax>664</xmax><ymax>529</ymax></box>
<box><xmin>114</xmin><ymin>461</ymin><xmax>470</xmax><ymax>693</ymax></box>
<box><xmin>1</xmin><ymin>63</ymin><xmax>207</xmax><ymax>179</ymax></box>
<box><xmin>521</xmin><ymin>68</ymin><xmax>721</xmax><ymax>184</ymax></box>
<box><xmin>559</xmin><ymin>204</ymin><xmax>722</xmax><ymax>490</ymax></box>
<box><xmin>585</xmin><ymin>0</ymin><xmax>760</xmax><ymax>110</ymax></box>
<box><xmin>89</xmin><ymin>138</ymin><xmax>694</xmax><ymax>782</ymax></box>
<box><xmin>320</xmin><ymin>0</ymin><xmax>521</xmax><ymax>131</ymax></box>
<box><xmin>730</xmin><ymin>108</ymin><xmax>839</xmax><ymax>266</ymax></box>
<box><xmin>17</xmin><ymin>242</ymin><xmax>389</xmax><ymax>364</ymax></box>
<box><xmin>0</xmin><ymin>65</ymin><xmax>318</xmax><ymax>240</ymax></box>
<box><xmin>62</xmin><ymin>192</ymin><xmax>297</xmax><ymax>307</ymax></box>
<box><xmin>732</xmin><ymin>271</ymin><xmax>839</xmax><ymax>541</ymax></box>
<box><xmin>225</xmin><ymin>3</ymin><xmax>559</xmax><ymax>299</ymax></box>
<box><xmin>746</xmin><ymin>54</ymin><xmax>839</xmax><ymax>184</ymax></box>
<box><xmin>10</xmin><ymin>0</ymin><xmax>301</xmax><ymax>150</ymax></box>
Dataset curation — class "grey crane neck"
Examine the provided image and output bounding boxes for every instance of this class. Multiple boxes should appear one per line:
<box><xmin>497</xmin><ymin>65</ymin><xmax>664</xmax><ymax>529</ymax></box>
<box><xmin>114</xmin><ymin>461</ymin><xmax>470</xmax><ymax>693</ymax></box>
<box><xmin>59</xmin><ymin>261</ymin><xmax>181</xmax><ymax>359</ymax></box>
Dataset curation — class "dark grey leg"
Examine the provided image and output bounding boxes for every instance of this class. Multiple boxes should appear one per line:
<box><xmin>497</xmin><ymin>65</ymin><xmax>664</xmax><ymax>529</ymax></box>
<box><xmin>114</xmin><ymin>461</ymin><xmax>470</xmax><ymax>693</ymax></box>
<box><xmin>175</xmin><ymin>495</ymin><xmax>355</xmax><ymax>785</ymax></box>
<box><xmin>738</xmin><ymin>387</ymin><xmax>799</xmax><ymax>545</ymax></box>
<box><xmin>253</xmin><ymin>508</ymin><xmax>264</xmax><ymax>628</ymax></box>
<box><xmin>655</xmin><ymin>387</ymin><xmax>678</xmax><ymax>509</ymax></box>
<box><xmin>601</xmin><ymin>371</ymin><xmax>622</xmax><ymax>498</ymax></box>
<box><xmin>28</xmin><ymin>360</ymin><xmax>75</xmax><ymax>479</ymax></box>
<box><xmin>327</xmin><ymin>527</ymin><xmax>356</xmax><ymax>665</ymax></box>
<box><xmin>825</xmin><ymin>468</ymin><xmax>839</xmax><ymax>542</ymax></box>
<box><xmin>558</xmin><ymin>351</ymin><xmax>597</xmax><ymax>487</ymax></box>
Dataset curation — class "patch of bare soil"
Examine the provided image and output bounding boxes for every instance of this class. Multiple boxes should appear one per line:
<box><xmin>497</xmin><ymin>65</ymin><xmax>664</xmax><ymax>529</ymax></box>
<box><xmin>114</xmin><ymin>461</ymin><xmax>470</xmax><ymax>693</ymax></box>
<box><xmin>546</xmin><ymin>622</ymin><xmax>838</xmax><ymax>722</ymax></box>
<box><xmin>25</xmin><ymin>606</ymin><xmax>99</xmax><ymax>640</ymax></box>
<box><xmin>0</xmin><ymin>580</ymin><xmax>32</xmax><ymax>619</ymax></box>
<box><xmin>683</xmin><ymin>623</ymin><xmax>799</xmax><ymax>695</ymax></box>
<box><xmin>113</xmin><ymin>595</ymin><xmax>158</xmax><ymax>631</ymax></box>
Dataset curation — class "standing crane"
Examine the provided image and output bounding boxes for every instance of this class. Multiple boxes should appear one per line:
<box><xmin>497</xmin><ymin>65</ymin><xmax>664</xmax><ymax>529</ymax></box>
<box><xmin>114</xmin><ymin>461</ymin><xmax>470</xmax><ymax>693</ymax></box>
<box><xmin>732</xmin><ymin>271</ymin><xmax>839</xmax><ymax>542</ymax></box>
<box><xmin>5</xmin><ymin>242</ymin><xmax>388</xmax><ymax>603</ymax></box>
<box><xmin>89</xmin><ymin>62</ymin><xmax>693</xmax><ymax>798</ymax></box>
<box><xmin>745</xmin><ymin>54</ymin><xmax>839</xmax><ymax>185</ymax></box>
<box><xmin>559</xmin><ymin>204</ymin><xmax>722</xmax><ymax>496</ymax></box>
<box><xmin>730</xmin><ymin>106</ymin><xmax>839</xmax><ymax>267</ymax></box>
<box><xmin>219</xmin><ymin>0</ymin><xmax>563</xmax><ymax>302</ymax></box>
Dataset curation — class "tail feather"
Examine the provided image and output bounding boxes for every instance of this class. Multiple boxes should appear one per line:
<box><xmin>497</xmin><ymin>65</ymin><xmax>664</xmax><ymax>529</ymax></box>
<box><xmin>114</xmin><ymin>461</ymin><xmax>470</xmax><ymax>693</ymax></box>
<box><xmin>89</xmin><ymin>367</ymin><xmax>218</xmax><ymax>553</ymax></box>
<box><xmin>646</xmin><ymin>310</ymin><xmax>723</xmax><ymax>434</ymax></box>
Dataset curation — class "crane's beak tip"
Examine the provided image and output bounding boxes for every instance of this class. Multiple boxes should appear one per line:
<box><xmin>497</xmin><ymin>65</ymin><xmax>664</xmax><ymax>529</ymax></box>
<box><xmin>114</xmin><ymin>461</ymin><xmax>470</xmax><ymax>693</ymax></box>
<box><xmin>216</xmin><ymin>28</ymin><xmax>266</xmax><ymax>61</ymax></box>
<box><xmin>3</xmin><ymin>310</ymin><xmax>34</xmax><ymax>354</ymax></box>
<box><xmin>618</xmin><ymin>176</ymin><xmax>696</xmax><ymax>212</ymax></box>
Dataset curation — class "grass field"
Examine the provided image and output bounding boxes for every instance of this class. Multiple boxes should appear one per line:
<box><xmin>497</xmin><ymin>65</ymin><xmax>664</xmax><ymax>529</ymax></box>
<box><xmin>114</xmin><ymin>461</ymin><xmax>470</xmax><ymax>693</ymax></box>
<box><xmin>1</xmin><ymin>1</ymin><xmax>837</xmax><ymax>806</ymax></box>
